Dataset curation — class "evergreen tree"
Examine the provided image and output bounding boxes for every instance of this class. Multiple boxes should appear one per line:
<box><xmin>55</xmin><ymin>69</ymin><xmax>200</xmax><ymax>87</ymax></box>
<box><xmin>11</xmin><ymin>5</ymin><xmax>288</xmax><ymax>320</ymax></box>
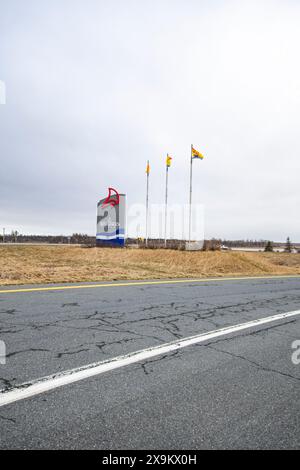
<box><xmin>285</xmin><ymin>237</ymin><xmax>292</xmax><ymax>253</ymax></box>
<box><xmin>264</xmin><ymin>241</ymin><xmax>273</xmax><ymax>252</ymax></box>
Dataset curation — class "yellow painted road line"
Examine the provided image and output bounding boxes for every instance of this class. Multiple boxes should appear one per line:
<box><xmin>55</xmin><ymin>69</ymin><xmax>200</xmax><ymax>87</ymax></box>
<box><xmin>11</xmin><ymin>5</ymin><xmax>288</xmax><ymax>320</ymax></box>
<box><xmin>0</xmin><ymin>275</ymin><xmax>299</xmax><ymax>294</ymax></box>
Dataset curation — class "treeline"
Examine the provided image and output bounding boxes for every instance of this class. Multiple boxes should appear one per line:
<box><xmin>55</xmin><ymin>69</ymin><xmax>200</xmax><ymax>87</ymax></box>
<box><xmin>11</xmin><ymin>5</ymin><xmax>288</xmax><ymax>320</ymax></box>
<box><xmin>220</xmin><ymin>239</ymin><xmax>268</xmax><ymax>248</ymax></box>
<box><xmin>0</xmin><ymin>233</ymin><xmax>95</xmax><ymax>245</ymax></box>
<box><xmin>1</xmin><ymin>234</ymin><xmax>298</xmax><ymax>251</ymax></box>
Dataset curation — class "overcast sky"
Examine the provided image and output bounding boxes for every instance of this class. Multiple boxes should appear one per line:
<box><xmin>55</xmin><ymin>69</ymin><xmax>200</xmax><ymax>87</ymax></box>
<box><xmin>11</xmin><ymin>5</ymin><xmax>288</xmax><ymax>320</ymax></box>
<box><xmin>1</xmin><ymin>0</ymin><xmax>299</xmax><ymax>241</ymax></box>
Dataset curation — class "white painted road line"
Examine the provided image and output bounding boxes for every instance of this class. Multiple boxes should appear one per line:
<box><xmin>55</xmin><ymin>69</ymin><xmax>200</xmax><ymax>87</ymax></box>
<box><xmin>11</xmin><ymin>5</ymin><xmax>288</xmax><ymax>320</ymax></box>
<box><xmin>0</xmin><ymin>309</ymin><xmax>299</xmax><ymax>408</ymax></box>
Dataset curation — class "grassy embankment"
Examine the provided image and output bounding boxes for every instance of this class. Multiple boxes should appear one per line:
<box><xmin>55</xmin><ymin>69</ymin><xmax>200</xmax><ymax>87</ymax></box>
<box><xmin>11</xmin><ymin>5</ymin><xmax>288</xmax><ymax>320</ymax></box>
<box><xmin>0</xmin><ymin>245</ymin><xmax>299</xmax><ymax>286</ymax></box>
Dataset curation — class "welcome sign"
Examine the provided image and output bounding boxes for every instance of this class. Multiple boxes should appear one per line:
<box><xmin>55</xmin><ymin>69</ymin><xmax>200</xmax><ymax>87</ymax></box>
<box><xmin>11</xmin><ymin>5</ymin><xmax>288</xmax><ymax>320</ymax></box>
<box><xmin>96</xmin><ymin>188</ymin><xmax>126</xmax><ymax>247</ymax></box>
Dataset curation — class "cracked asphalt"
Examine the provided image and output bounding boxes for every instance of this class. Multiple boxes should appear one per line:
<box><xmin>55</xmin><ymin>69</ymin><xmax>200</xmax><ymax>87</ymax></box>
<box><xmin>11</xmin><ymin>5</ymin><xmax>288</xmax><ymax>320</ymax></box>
<box><xmin>0</xmin><ymin>277</ymin><xmax>299</xmax><ymax>449</ymax></box>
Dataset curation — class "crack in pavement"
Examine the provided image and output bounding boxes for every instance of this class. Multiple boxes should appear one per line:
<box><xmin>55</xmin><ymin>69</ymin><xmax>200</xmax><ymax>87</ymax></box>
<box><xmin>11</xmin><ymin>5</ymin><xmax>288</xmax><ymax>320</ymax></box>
<box><xmin>56</xmin><ymin>348</ymin><xmax>90</xmax><ymax>358</ymax></box>
<box><xmin>61</xmin><ymin>303</ymin><xmax>79</xmax><ymax>308</ymax></box>
<box><xmin>198</xmin><ymin>319</ymin><xmax>299</xmax><ymax>347</ymax></box>
<box><xmin>0</xmin><ymin>377</ymin><xmax>17</xmax><ymax>391</ymax></box>
<box><xmin>0</xmin><ymin>414</ymin><xmax>16</xmax><ymax>424</ymax></box>
<box><xmin>1</xmin><ymin>293</ymin><xmax>299</xmax><ymax>336</ymax></box>
<box><xmin>204</xmin><ymin>344</ymin><xmax>300</xmax><ymax>383</ymax></box>
<box><xmin>0</xmin><ymin>309</ymin><xmax>17</xmax><ymax>315</ymax></box>
<box><xmin>0</xmin><ymin>326</ymin><xmax>25</xmax><ymax>334</ymax></box>
<box><xmin>6</xmin><ymin>348</ymin><xmax>50</xmax><ymax>359</ymax></box>
<box><xmin>140</xmin><ymin>350</ymin><xmax>180</xmax><ymax>375</ymax></box>
<box><xmin>95</xmin><ymin>337</ymin><xmax>138</xmax><ymax>354</ymax></box>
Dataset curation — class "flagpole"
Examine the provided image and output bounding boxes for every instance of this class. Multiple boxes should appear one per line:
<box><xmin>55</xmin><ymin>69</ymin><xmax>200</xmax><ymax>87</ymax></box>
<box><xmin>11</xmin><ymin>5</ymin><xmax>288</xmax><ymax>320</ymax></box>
<box><xmin>145</xmin><ymin>160</ymin><xmax>150</xmax><ymax>247</ymax></box>
<box><xmin>188</xmin><ymin>144</ymin><xmax>193</xmax><ymax>244</ymax></box>
<box><xmin>164</xmin><ymin>157</ymin><xmax>169</xmax><ymax>248</ymax></box>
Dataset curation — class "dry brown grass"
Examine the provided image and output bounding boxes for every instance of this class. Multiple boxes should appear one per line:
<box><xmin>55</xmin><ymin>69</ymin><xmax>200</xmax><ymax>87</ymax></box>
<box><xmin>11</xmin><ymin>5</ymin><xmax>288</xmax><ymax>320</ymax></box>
<box><xmin>0</xmin><ymin>245</ymin><xmax>300</xmax><ymax>286</ymax></box>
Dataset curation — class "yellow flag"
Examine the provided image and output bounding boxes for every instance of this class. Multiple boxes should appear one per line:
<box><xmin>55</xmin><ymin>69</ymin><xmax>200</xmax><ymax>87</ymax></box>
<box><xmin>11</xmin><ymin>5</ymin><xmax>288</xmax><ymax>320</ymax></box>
<box><xmin>191</xmin><ymin>146</ymin><xmax>204</xmax><ymax>160</ymax></box>
<box><xmin>166</xmin><ymin>154</ymin><xmax>172</xmax><ymax>167</ymax></box>
<box><xmin>146</xmin><ymin>161</ymin><xmax>150</xmax><ymax>175</ymax></box>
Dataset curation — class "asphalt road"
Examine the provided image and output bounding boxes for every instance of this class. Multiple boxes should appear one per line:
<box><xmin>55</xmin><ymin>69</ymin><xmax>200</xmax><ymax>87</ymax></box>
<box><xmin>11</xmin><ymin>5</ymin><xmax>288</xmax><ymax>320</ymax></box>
<box><xmin>0</xmin><ymin>276</ymin><xmax>299</xmax><ymax>449</ymax></box>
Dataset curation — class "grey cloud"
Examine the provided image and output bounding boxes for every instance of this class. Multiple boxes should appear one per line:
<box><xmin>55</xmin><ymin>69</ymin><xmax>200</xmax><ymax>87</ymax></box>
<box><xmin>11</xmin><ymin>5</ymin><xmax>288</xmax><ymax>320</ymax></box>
<box><xmin>0</xmin><ymin>0</ymin><xmax>299</xmax><ymax>240</ymax></box>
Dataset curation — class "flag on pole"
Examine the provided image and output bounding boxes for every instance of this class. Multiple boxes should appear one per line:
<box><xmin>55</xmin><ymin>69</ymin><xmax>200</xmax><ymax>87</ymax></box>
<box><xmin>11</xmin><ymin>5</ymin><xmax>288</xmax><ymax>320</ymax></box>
<box><xmin>164</xmin><ymin>154</ymin><xmax>172</xmax><ymax>247</ymax></box>
<box><xmin>166</xmin><ymin>154</ymin><xmax>172</xmax><ymax>167</ymax></box>
<box><xmin>188</xmin><ymin>144</ymin><xmax>204</xmax><ymax>244</ymax></box>
<box><xmin>145</xmin><ymin>160</ymin><xmax>150</xmax><ymax>245</ymax></box>
<box><xmin>191</xmin><ymin>146</ymin><xmax>204</xmax><ymax>160</ymax></box>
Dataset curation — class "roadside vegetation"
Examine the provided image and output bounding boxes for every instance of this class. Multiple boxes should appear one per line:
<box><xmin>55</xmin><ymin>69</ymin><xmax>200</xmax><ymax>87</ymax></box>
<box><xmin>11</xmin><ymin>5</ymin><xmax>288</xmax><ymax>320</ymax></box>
<box><xmin>0</xmin><ymin>245</ymin><xmax>300</xmax><ymax>286</ymax></box>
